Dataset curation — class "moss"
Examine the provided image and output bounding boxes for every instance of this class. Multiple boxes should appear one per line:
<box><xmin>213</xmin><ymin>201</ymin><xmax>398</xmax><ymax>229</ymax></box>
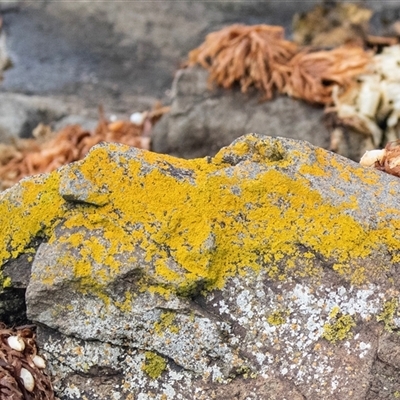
<box><xmin>322</xmin><ymin>309</ymin><xmax>356</xmax><ymax>343</ymax></box>
<box><xmin>394</xmin><ymin>391</ymin><xmax>400</xmax><ymax>398</ymax></box>
<box><xmin>142</xmin><ymin>351</ymin><xmax>167</xmax><ymax>379</ymax></box>
<box><xmin>377</xmin><ymin>298</ymin><xmax>399</xmax><ymax>332</ymax></box>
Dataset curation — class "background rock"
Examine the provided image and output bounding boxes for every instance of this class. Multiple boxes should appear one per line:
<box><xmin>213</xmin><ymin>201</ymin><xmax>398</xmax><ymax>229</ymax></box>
<box><xmin>0</xmin><ymin>92</ymin><xmax>67</xmax><ymax>142</ymax></box>
<box><xmin>151</xmin><ymin>67</ymin><xmax>331</xmax><ymax>158</ymax></box>
<box><xmin>1</xmin><ymin>135</ymin><xmax>400</xmax><ymax>398</ymax></box>
<box><xmin>2</xmin><ymin>1</ymin><xmax>400</xmax><ymax>113</ymax></box>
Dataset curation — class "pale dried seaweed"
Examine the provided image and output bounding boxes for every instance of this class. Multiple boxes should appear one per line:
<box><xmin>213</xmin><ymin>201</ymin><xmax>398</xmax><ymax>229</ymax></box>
<box><xmin>360</xmin><ymin>140</ymin><xmax>400</xmax><ymax>178</ymax></box>
<box><xmin>0</xmin><ymin>324</ymin><xmax>54</xmax><ymax>400</ymax></box>
<box><xmin>329</xmin><ymin>45</ymin><xmax>400</xmax><ymax>148</ymax></box>
<box><xmin>187</xmin><ymin>24</ymin><xmax>298</xmax><ymax>100</ymax></box>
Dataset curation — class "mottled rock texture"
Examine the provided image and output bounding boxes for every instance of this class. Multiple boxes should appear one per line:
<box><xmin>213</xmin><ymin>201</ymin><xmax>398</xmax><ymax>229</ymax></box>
<box><xmin>1</xmin><ymin>134</ymin><xmax>400</xmax><ymax>399</ymax></box>
<box><xmin>152</xmin><ymin>67</ymin><xmax>331</xmax><ymax>159</ymax></box>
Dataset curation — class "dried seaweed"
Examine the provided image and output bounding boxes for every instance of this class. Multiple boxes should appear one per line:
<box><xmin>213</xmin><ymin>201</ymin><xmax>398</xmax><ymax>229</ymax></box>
<box><xmin>187</xmin><ymin>24</ymin><xmax>298</xmax><ymax>100</ymax></box>
<box><xmin>187</xmin><ymin>24</ymin><xmax>371</xmax><ymax>105</ymax></box>
<box><xmin>0</xmin><ymin>324</ymin><xmax>54</xmax><ymax>400</ymax></box>
<box><xmin>284</xmin><ymin>46</ymin><xmax>372</xmax><ymax>104</ymax></box>
<box><xmin>0</xmin><ymin>105</ymin><xmax>169</xmax><ymax>190</ymax></box>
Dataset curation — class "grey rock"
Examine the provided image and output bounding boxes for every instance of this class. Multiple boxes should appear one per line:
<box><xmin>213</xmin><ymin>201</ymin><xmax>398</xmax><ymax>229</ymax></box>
<box><xmin>0</xmin><ymin>92</ymin><xmax>67</xmax><ymax>142</ymax></box>
<box><xmin>53</xmin><ymin>114</ymin><xmax>98</xmax><ymax>133</ymax></box>
<box><xmin>2</xmin><ymin>135</ymin><xmax>400</xmax><ymax>398</ymax></box>
<box><xmin>152</xmin><ymin>67</ymin><xmax>331</xmax><ymax>158</ymax></box>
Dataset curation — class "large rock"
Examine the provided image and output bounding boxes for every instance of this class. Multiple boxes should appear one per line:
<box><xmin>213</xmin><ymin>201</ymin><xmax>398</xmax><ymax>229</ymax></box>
<box><xmin>1</xmin><ymin>134</ymin><xmax>400</xmax><ymax>399</ymax></box>
<box><xmin>152</xmin><ymin>67</ymin><xmax>331</xmax><ymax>158</ymax></box>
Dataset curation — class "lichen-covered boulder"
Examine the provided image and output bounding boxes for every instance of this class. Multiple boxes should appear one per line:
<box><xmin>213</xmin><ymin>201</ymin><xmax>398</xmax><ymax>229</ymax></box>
<box><xmin>1</xmin><ymin>134</ymin><xmax>400</xmax><ymax>399</ymax></box>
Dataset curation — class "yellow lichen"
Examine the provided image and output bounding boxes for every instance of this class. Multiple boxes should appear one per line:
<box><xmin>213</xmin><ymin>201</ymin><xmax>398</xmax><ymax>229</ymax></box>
<box><xmin>377</xmin><ymin>298</ymin><xmax>399</xmax><ymax>331</ymax></box>
<box><xmin>2</xmin><ymin>276</ymin><xmax>11</xmax><ymax>288</ymax></box>
<box><xmin>1</xmin><ymin>137</ymin><xmax>400</xmax><ymax>308</ymax></box>
<box><xmin>267</xmin><ymin>310</ymin><xmax>289</xmax><ymax>326</ymax></box>
<box><xmin>114</xmin><ymin>291</ymin><xmax>133</xmax><ymax>313</ymax></box>
<box><xmin>154</xmin><ymin>311</ymin><xmax>180</xmax><ymax>335</ymax></box>
<box><xmin>322</xmin><ymin>308</ymin><xmax>356</xmax><ymax>343</ymax></box>
<box><xmin>142</xmin><ymin>351</ymin><xmax>167</xmax><ymax>379</ymax></box>
<box><xmin>0</xmin><ymin>172</ymin><xmax>65</xmax><ymax>265</ymax></box>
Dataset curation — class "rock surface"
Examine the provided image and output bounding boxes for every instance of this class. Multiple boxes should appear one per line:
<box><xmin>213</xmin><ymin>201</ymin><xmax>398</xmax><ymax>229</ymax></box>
<box><xmin>152</xmin><ymin>67</ymin><xmax>331</xmax><ymax>158</ymax></box>
<box><xmin>1</xmin><ymin>134</ymin><xmax>400</xmax><ymax>399</ymax></box>
<box><xmin>0</xmin><ymin>92</ymin><xmax>67</xmax><ymax>142</ymax></box>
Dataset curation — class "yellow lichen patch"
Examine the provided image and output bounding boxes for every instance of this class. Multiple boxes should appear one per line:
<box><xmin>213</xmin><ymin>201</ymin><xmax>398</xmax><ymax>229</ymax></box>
<box><xmin>350</xmin><ymin>266</ymin><xmax>366</xmax><ymax>285</ymax></box>
<box><xmin>0</xmin><ymin>172</ymin><xmax>65</xmax><ymax>265</ymax></box>
<box><xmin>377</xmin><ymin>298</ymin><xmax>399</xmax><ymax>331</ymax></box>
<box><xmin>142</xmin><ymin>351</ymin><xmax>167</xmax><ymax>379</ymax></box>
<box><xmin>322</xmin><ymin>310</ymin><xmax>356</xmax><ymax>343</ymax></box>
<box><xmin>114</xmin><ymin>291</ymin><xmax>133</xmax><ymax>313</ymax></box>
<box><xmin>299</xmin><ymin>149</ymin><xmax>329</xmax><ymax>177</ymax></box>
<box><xmin>155</xmin><ymin>311</ymin><xmax>180</xmax><ymax>335</ymax></box>
<box><xmin>2</xmin><ymin>138</ymin><xmax>400</xmax><ymax>305</ymax></box>
<box><xmin>2</xmin><ymin>276</ymin><xmax>11</xmax><ymax>288</ymax></box>
<box><xmin>267</xmin><ymin>309</ymin><xmax>289</xmax><ymax>326</ymax></box>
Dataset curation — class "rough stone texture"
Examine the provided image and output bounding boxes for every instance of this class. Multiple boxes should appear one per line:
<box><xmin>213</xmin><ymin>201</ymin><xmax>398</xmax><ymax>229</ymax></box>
<box><xmin>1</xmin><ymin>135</ymin><xmax>400</xmax><ymax>398</ymax></box>
<box><xmin>0</xmin><ymin>92</ymin><xmax>67</xmax><ymax>142</ymax></box>
<box><xmin>151</xmin><ymin>67</ymin><xmax>331</xmax><ymax>159</ymax></box>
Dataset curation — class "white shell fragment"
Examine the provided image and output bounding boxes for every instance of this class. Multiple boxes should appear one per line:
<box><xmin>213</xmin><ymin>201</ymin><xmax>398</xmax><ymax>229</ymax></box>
<box><xmin>360</xmin><ymin>149</ymin><xmax>385</xmax><ymax>167</ymax></box>
<box><xmin>20</xmin><ymin>367</ymin><xmax>35</xmax><ymax>392</ymax></box>
<box><xmin>333</xmin><ymin>45</ymin><xmax>400</xmax><ymax>146</ymax></box>
<box><xmin>357</xmin><ymin>76</ymin><xmax>381</xmax><ymax>118</ymax></box>
<box><xmin>130</xmin><ymin>112</ymin><xmax>145</xmax><ymax>126</ymax></box>
<box><xmin>32</xmin><ymin>355</ymin><xmax>46</xmax><ymax>369</ymax></box>
<box><xmin>7</xmin><ymin>335</ymin><xmax>25</xmax><ymax>352</ymax></box>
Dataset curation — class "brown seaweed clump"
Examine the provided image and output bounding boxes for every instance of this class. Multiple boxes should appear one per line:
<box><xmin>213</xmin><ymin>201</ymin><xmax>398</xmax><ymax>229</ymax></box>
<box><xmin>187</xmin><ymin>24</ymin><xmax>372</xmax><ymax>105</ymax></box>
<box><xmin>0</xmin><ymin>324</ymin><xmax>54</xmax><ymax>400</ymax></box>
<box><xmin>187</xmin><ymin>24</ymin><xmax>298</xmax><ymax>100</ymax></box>
<box><xmin>0</xmin><ymin>105</ymin><xmax>169</xmax><ymax>190</ymax></box>
<box><xmin>285</xmin><ymin>46</ymin><xmax>372</xmax><ymax>104</ymax></box>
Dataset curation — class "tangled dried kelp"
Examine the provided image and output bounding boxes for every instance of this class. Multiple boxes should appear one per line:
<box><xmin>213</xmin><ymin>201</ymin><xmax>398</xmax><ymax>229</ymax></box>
<box><xmin>187</xmin><ymin>24</ymin><xmax>372</xmax><ymax>104</ymax></box>
<box><xmin>0</xmin><ymin>324</ymin><xmax>54</xmax><ymax>400</ymax></box>
<box><xmin>187</xmin><ymin>24</ymin><xmax>298</xmax><ymax>100</ymax></box>
<box><xmin>0</xmin><ymin>105</ymin><xmax>169</xmax><ymax>190</ymax></box>
<box><xmin>285</xmin><ymin>46</ymin><xmax>372</xmax><ymax>104</ymax></box>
